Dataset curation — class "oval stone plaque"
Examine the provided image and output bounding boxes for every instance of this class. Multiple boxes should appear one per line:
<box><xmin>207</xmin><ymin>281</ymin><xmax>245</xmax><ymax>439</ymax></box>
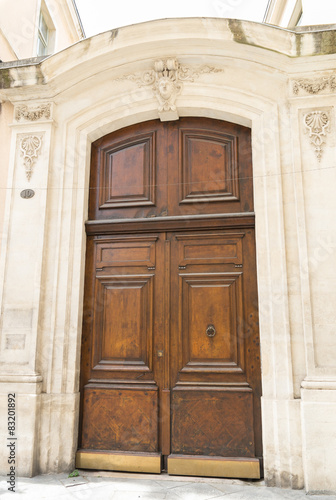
<box><xmin>20</xmin><ymin>189</ymin><xmax>35</xmax><ymax>199</ymax></box>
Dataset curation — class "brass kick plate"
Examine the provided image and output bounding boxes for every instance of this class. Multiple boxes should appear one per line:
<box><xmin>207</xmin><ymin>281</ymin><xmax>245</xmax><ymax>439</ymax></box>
<box><xmin>167</xmin><ymin>454</ymin><xmax>261</xmax><ymax>479</ymax></box>
<box><xmin>76</xmin><ymin>450</ymin><xmax>161</xmax><ymax>474</ymax></box>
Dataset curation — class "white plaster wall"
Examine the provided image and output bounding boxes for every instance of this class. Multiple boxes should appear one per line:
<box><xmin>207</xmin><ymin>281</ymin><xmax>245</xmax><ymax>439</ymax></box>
<box><xmin>0</xmin><ymin>0</ymin><xmax>39</xmax><ymax>60</ymax></box>
<box><xmin>0</xmin><ymin>0</ymin><xmax>83</xmax><ymax>62</ymax></box>
<box><xmin>0</xmin><ymin>18</ymin><xmax>335</xmax><ymax>494</ymax></box>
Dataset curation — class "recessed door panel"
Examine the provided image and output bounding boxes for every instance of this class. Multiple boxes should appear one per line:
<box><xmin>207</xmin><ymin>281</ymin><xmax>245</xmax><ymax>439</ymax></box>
<box><xmin>92</xmin><ymin>276</ymin><xmax>153</xmax><ymax>369</ymax></box>
<box><xmin>99</xmin><ymin>134</ymin><xmax>155</xmax><ymax>208</ymax></box>
<box><xmin>89</xmin><ymin>121</ymin><xmax>167</xmax><ymax>220</ymax></box>
<box><xmin>180</xmin><ymin>273</ymin><xmax>243</xmax><ymax>368</ymax></box>
<box><xmin>171</xmin><ymin>388</ymin><xmax>255</xmax><ymax>457</ymax></box>
<box><xmin>96</xmin><ymin>237</ymin><xmax>157</xmax><ymax>268</ymax></box>
<box><xmin>167</xmin><ymin>118</ymin><xmax>253</xmax><ymax>216</ymax></box>
<box><xmin>81</xmin><ymin>387</ymin><xmax>158</xmax><ymax>452</ymax></box>
<box><xmin>178</xmin><ymin>233</ymin><xmax>243</xmax><ymax>266</ymax></box>
<box><xmin>179</xmin><ymin>129</ymin><xmax>239</xmax><ymax>203</ymax></box>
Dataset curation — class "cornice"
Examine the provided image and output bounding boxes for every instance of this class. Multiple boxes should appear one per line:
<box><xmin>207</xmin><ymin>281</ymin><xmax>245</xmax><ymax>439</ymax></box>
<box><xmin>0</xmin><ymin>18</ymin><xmax>335</xmax><ymax>100</ymax></box>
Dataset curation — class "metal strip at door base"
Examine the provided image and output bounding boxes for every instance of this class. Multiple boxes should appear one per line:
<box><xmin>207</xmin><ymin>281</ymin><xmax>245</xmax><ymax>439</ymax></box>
<box><xmin>76</xmin><ymin>450</ymin><xmax>161</xmax><ymax>473</ymax></box>
<box><xmin>167</xmin><ymin>454</ymin><xmax>261</xmax><ymax>479</ymax></box>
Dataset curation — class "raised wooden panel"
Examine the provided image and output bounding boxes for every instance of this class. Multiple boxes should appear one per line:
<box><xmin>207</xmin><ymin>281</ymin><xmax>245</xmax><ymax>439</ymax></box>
<box><xmin>92</xmin><ymin>275</ymin><xmax>154</xmax><ymax>372</ymax></box>
<box><xmin>81</xmin><ymin>386</ymin><xmax>158</xmax><ymax>452</ymax></box>
<box><xmin>179</xmin><ymin>129</ymin><xmax>239</xmax><ymax>204</ymax></box>
<box><xmin>171</xmin><ymin>388</ymin><xmax>255</xmax><ymax>457</ymax></box>
<box><xmin>99</xmin><ymin>133</ymin><xmax>155</xmax><ymax>208</ymax></box>
<box><xmin>95</xmin><ymin>236</ymin><xmax>157</xmax><ymax>269</ymax></box>
<box><xmin>180</xmin><ymin>273</ymin><xmax>244</xmax><ymax>373</ymax></box>
<box><xmin>177</xmin><ymin>233</ymin><xmax>243</xmax><ymax>266</ymax></box>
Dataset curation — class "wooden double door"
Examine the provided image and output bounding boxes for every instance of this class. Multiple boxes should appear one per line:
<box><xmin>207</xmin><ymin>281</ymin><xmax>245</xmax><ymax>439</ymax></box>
<box><xmin>77</xmin><ymin>118</ymin><xmax>262</xmax><ymax>478</ymax></box>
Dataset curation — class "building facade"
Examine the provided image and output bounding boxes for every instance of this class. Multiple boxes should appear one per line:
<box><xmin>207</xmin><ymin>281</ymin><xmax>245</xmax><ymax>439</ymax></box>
<box><xmin>0</xmin><ymin>5</ymin><xmax>336</xmax><ymax>495</ymax></box>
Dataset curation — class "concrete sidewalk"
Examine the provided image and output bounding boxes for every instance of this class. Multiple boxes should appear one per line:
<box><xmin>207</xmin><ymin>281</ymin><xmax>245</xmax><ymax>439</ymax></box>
<box><xmin>1</xmin><ymin>470</ymin><xmax>335</xmax><ymax>499</ymax></box>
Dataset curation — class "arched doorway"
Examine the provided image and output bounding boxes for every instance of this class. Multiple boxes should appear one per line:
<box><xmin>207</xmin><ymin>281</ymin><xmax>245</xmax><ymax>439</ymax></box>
<box><xmin>76</xmin><ymin>117</ymin><xmax>262</xmax><ymax>478</ymax></box>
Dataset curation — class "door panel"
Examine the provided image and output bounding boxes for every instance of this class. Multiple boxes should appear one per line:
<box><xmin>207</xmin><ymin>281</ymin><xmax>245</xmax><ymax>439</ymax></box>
<box><xmin>89</xmin><ymin>121</ymin><xmax>167</xmax><ymax>220</ymax></box>
<box><xmin>180</xmin><ymin>273</ymin><xmax>244</xmax><ymax>369</ymax></box>
<box><xmin>98</xmin><ymin>133</ymin><xmax>156</xmax><ymax>209</ymax></box>
<box><xmin>178</xmin><ymin>127</ymin><xmax>239</xmax><ymax>204</ymax></box>
<box><xmin>167</xmin><ymin>118</ymin><xmax>253</xmax><ymax>216</ymax></box>
<box><xmin>81</xmin><ymin>386</ymin><xmax>159</xmax><ymax>452</ymax></box>
<box><xmin>92</xmin><ymin>275</ymin><xmax>154</xmax><ymax>371</ymax></box>
<box><xmin>171</xmin><ymin>388</ymin><xmax>255</xmax><ymax>457</ymax></box>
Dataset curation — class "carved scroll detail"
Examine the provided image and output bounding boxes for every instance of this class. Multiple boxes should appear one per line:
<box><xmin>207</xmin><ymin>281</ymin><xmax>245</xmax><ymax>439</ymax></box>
<box><xmin>15</xmin><ymin>103</ymin><xmax>51</xmax><ymax>121</ymax></box>
<box><xmin>293</xmin><ymin>75</ymin><xmax>336</xmax><ymax>95</ymax></box>
<box><xmin>118</xmin><ymin>58</ymin><xmax>223</xmax><ymax>121</ymax></box>
<box><xmin>304</xmin><ymin>111</ymin><xmax>330</xmax><ymax>160</ymax></box>
<box><xmin>20</xmin><ymin>135</ymin><xmax>43</xmax><ymax>180</ymax></box>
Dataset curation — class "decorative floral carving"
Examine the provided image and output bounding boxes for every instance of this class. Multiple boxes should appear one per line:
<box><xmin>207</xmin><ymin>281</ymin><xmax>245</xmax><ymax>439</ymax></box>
<box><xmin>15</xmin><ymin>103</ymin><xmax>51</xmax><ymax>121</ymax></box>
<box><xmin>304</xmin><ymin>111</ymin><xmax>330</xmax><ymax>160</ymax></box>
<box><xmin>20</xmin><ymin>135</ymin><xmax>42</xmax><ymax>180</ymax></box>
<box><xmin>120</xmin><ymin>58</ymin><xmax>222</xmax><ymax>120</ymax></box>
<box><xmin>293</xmin><ymin>74</ymin><xmax>336</xmax><ymax>95</ymax></box>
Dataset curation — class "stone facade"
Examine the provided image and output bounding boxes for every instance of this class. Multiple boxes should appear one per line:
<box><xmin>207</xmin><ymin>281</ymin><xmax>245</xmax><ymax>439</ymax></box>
<box><xmin>0</xmin><ymin>18</ymin><xmax>336</xmax><ymax>494</ymax></box>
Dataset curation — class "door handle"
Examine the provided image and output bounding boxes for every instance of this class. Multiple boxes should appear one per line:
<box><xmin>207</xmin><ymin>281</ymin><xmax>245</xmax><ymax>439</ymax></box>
<box><xmin>206</xmin><ymin>324</ymin><xmax>216</xmax><ymax>338</ymax></box>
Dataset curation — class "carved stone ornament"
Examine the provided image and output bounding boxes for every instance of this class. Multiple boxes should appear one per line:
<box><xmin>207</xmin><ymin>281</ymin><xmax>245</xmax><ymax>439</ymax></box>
<box><xmin>15</xmin><ymin>103</ymin><xmax>51</xmax><ymax>121</ymax></box>
<box><xmin>19</xmin><ymin>135</ymin><xmax>43</xmax><ymax>180</ymax></box>
<box><xmin>293</xmin><ymin>74</ymin><xmax>336</xmax><ymax>96</ymax></box>
<box><xmin>304</xmin><ymin>111</ymin><xmax>330</xmax><ymax>161</ymax></box>
<box><xmin>119</xmin><ymin>58</ymin><xmax>223</xmax><ymax>121</ymax></box>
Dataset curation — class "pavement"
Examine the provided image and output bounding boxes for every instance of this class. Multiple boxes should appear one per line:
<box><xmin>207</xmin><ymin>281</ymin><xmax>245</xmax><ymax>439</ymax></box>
<box><xmin>1</xmin><ymin>470</ymin><xmax>336</xmax><ymax>500</ymax></box>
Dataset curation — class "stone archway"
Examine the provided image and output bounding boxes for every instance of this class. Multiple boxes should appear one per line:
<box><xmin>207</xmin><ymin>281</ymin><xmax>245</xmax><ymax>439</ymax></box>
<box><xmin>2</xmin><ymin>18</ymin><xmax>335</xmax><ymax>493</ymax></box>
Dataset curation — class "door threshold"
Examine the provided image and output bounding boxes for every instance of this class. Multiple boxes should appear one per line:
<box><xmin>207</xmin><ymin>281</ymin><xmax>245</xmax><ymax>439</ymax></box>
<box><xmin>76</xmin><ymin>450</ymin><xmax>161</xmax><ymax>474</ymax></box>
<box><xmin>78</xmin><ymin>469</ymin><xmax>265</xmax><ymax>486</ymax></box>
<box><xmin>168</xmin><ymin>455</ymin><xmax>261</xmax><ymax>479</ymax></box>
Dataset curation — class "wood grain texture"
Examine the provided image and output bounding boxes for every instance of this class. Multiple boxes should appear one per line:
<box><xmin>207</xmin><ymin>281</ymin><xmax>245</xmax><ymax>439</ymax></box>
<box><xmin>171</xmin><ymin>388</ymin><xmax>255</xmax><ymax>457</ymax></box>
<box><xmin>179</xmin><ymin>127</ymin><xmax>239</xmax><ymax>203</ymax></box>
<box><xmin>92</xmin><ymin>275</ymin><xmax>154</xmax><ymax>370</ymax></box>
<box><xmin>79</xmin><ymin>117</ymin><xmax>262</xmax><ymax>476</ymax></box>
<box><xmin>89</xmin><ymin>120</ymin><xmax>167</xmax><ymax>220</ymax></box>
<box><xmin>89</xmin><ymin>117</ymin><xmax>252</xmax><ymax>220</ymax></box>
<box><xmin>180</xmin><ymin>273</ymin><xmax>243</xmax><ymax>368</ymax></box>
<box><xmin>81</xmin><ymin>386</ymin><xmax>159</xmax><ymax>452</ymax></box>
<box><xmin>99</xmin><ymin>134</ymin><xmax>155</xmax><ymax>208</ymax></box>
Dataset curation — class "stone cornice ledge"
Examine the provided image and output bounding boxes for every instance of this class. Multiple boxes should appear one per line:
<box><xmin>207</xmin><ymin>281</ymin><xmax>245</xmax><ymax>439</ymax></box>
<box><xmin>0</xmin><ymin>18</ymin><xmax>335</xmax><ymax>96</ymax></box>
<box><xmin>301</xmin><ymin>378</ymin><xmax>336</xmax><ymax>390</ymax></box>
<box><xmin>0</xmin><ymin>373</ymin><xmax>42</xmax><ymax>383</ymax></box>
<box><xmin>0</xmin><ymin>373</ymin><xmax>43</xmax><ymax>393</ymax></box>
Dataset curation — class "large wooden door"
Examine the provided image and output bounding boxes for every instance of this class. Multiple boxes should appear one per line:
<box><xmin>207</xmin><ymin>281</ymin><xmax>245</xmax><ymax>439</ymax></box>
<box><xmin>77</xmin><ymin>118</ymin><xmax>262</xmax><ymax>478</ymax></box>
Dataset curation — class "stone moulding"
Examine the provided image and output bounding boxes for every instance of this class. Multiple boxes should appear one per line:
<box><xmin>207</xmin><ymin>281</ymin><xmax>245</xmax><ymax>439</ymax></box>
<box><xmin>303</xmin><ymin>110</ymin><xmax>330</xmax><ymax>161</ymax></box>
<box><xmin>118</xmin><ymin>58</ymin><xmax>223</xmax><ymax>121</ymax></box>
<box><xmin>292</xmin><ymin>74</ymin><xmax>336</xmax><ymax>96</ymax></box>
<box><xmin>19</xmin><ymin>135</ymin><xmax>43</xmax><ymax>181</ymax></box>
<box><xmin>15</xmin><ymin>103</ymin><xmax>51</xmax><ymax>121</ymax></box>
